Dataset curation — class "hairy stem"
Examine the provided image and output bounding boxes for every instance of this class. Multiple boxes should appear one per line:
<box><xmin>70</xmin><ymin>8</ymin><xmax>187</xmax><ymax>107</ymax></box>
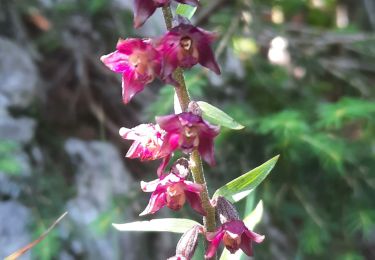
<box><xmin>162</xmin><ymin>2</ymin><xmax>216</xmax><ymax>248</ymax></box>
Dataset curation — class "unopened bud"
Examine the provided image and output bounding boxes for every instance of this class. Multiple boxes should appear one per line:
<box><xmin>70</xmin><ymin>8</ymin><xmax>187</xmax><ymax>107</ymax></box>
<box><xmin>171</xmin><ymin>158</ymin><xmax>190</xmax><ymax>178</ymax></box>
<box><xmin>213</xmin><ymin>196</ymin><xmax>240</xmax><ymax>224</ymax></box>
<box><xmin>173</xmin><ymin>225</ymin><xmax>202</xmax><ymax>260</ymax></box>
<box><xmin>187</xmin><ymin>101</ymin><xmax>202</xmax><ymax>116</ymax></box>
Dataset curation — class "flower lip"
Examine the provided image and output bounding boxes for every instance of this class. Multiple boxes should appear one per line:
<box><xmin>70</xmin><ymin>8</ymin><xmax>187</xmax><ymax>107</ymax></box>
<box><xmin>223</xmin><ymin>231</ymin><xmax>242</xmax><ymax>253</ymax></box>
<box><xmin>166</xmin><ymin>183</ymin><xmax>187</xmax><ymax>210</ymax></box>
<box><xmin>180</xmin><ymin>36</ymin><xmax>193</xmax><ymax>51</ymax></box>
<box><xmin>205</xmin><ymin>220</ymin><xmax>265</xmax><ymax>258</ymax></box>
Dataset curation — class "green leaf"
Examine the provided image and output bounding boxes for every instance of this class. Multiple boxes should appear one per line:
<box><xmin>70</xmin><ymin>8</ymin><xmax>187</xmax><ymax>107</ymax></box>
<box><xmin>220</xmin><ymin>200</ymin><xmax>264</xmax><ymax>260</ymax></box>
<box><xmin>112</xmin><ymin>218</ymin><xmax>200</xmax><ymax>234</ymax></box>
<box><xmin>197</xmin><ymin>101</ymin><xmax>245</xmax><ymax>130</ymax></box>
<box><xmin>213</xmin><ymin>155</ymin><xmax>279</xmax><ymax>203</ymax></box>
<box><xmin>176</xmin><ymin>4</ymin><xmax>197</xmax><ymax>19</ymax></box>
<box><xmin>243</xmin><ymin>199</ymin><xmax>264</xmax><ymax>230</ymax></box>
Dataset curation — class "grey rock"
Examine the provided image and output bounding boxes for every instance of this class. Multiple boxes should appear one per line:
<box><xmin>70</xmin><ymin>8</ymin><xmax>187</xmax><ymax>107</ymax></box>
<box><xmin>0</xmin><ymin>201</ymin><xmax>32</xmax><ymax>260</ymax></box>
<box><xmin>64</xmin><ymin>138</ymin><xmax>135</xmax><ymax>260</ymax></box>
<box><xmin>59</xmin><ymin>250</ymin><xmax>75</xmax><ymax>260</ymax></box>
<box><xmin>0</xmin><ymin>174</ymin><xmax>23</xmax><ymax>198</ymax></box>
<box><xmin>64</xmin><ymin>139</ymin><xmax>130</xmax><ymax>205</ymax></box>
<box><xmin>0</xmin><ymin>37</ymin><xmax>38</xmax><ymax>109</ymax></box>
<box><xmin>0</xmin><ymin>112</ymin><xmax>36</xmax><ymax>145</ymax></box>
<box><xmin>225</xmin><ymin>48</ymin><xmax>245</xmax><ymax>79</ymax></box>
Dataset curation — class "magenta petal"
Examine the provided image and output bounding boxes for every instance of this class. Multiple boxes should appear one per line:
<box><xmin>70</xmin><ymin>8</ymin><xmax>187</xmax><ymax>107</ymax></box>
<box><xmin>198</xmin><ymin>137</ymin><xmax>216</xmax><ymax>166</ymax></box>
<box><xmin>156</xmin><ymin>34</ymin><xmax>181</xmax><ymax>79</ymax></box>
<box><xmin>158</xmin><ymin>132</ymin><xmax>179</xmax><ymax>158</ymax></box>
<box><xmin>185</xmin><ymin>191</ymin><xmax>206</xmax><ymax>216</ymax></box>
<box><xmin>125</xmin><ymin>141</ymin><xmax>143</xmax><ymax>159</ymax></box>
<box><xmin>161</xmin><ymin>53</ymin><xmax>179</xmax><ymax>79</ymax></box>
<box><xmin>197</xmin><ymin>40</ymin><xmax>221</xmax><ymax>75</ymax></box>
<box><xmin>139</xmin><ymin>191</ymin><xmax>166</xmax><ymax>216</ymax></box>
<box><xmin>178</xmin><ymin>112</ymin><xmax>202</xmax><ymax>125</ymax></box>
<box><xmin>240</xmin><ymin>233</ymin><xmax>254</xmax><ymax>256</ymax></box>
<box><xmin>100</xmin><ymin>51</ymin><xmax>130</xmax><ymax>73</ymax></box>
<box><xmin>116</xmin><ymin>39</ymin><xmax>136</xmax><ymax>55</ymax></box>
<box><xmin>122</xmin><ymin>73</ymin><xmax>145</xmax><ymax>104</ymax></box>
<box><xmin>156</xmin><ymin>114</ymin><xmax>181</xmax><ymax>131</ymax></box>
<box><xmin>133</xmin><ymin>0</ymin><xmax>158</xmax><ymax>28</ymax></box>
<box><xmin>157</xmin><ymin>154</ymin><xmax>171</xmax><ymax>176</ymax></box>
<box><xmin>245</xmin><ymin>229</ymin><xmax>265</xmax><ymax>243</ymax></box>
<box><xmin>182</xmin><ymin>181</ymin><xmax>204</xmax><ymax>193</ymax></box>
<box><xmin>205</xmin><ymin>231</ymin><xmax>225</xmax><ymax>259</ymax></box>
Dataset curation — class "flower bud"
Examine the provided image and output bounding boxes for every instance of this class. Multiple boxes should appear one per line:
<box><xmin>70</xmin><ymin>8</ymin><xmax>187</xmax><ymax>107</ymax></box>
<box><xmin>213</xmin><ymin>196</ymin><xmax>240</xmax><ymax>224</ymax></box>
<box><xmin>187</xmin><ymin>101</ymin><xmax>202</xmax><ymax>117</ymax></box>
<box><xmin>170</xmin><ymin>225</ymin><xmax>202</xmax><ymax>260</ymax></box>
<box><xmin>170</xmin><ymin>158</ymin><xmax>190</xmax><ymax>178</ymax></box>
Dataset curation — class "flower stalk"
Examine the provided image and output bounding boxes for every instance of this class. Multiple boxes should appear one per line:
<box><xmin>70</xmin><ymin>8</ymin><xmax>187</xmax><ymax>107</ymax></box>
<box><xmin>100</xmin><ymin>1</ymin><xmax>266</xmax><ymax>258</ymax></box>
<box><xmin>162</xmin><ymin>3</ymin><xmax>217</xmax><ymax>256</ymax></box>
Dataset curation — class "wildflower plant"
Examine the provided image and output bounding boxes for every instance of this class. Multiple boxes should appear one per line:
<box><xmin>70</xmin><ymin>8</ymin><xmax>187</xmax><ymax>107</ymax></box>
<box><xmin>102</xmin><ymin>1</ymin><xmax>279</xmax><ymax>259</ymax></box>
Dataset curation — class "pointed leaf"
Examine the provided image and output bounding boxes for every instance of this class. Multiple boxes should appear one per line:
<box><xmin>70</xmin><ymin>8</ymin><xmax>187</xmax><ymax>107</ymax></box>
<box><xmin>197</xmin><ymin>101</ymin><xmax>245</xmax><ymax>130</ymax></box>
<box><xmin>176</xmin><ymin>4</ymin><xmax>197</xmax><ymax>19</ymax></box>
<box><xmin>5</xmin><ymin>212</ymin><xmax>68</xmax><ymax>260</ymax></box>
<box><xmin>113</xmin><ymin>218</ymin><xmax>200</xmax><ymax>234</ymax></box>
<box><xmin>213</xmin><ymin>155</ymin><xmax>279</xmax><ymax>203</ymax></box>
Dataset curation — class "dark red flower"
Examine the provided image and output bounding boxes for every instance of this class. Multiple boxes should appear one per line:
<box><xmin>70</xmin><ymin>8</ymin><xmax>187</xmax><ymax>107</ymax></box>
<box><xmin>205</xmin><ymin>220</ymin><xmax>265</xmax><ymax>258</ymax></box>
<box><xmin>101</xmin><ymin>38</ymin><xmax>161</xmax><ymax>103</ymax></box>
<box><xmin>156</xmin><ymin>112</ymin><xmax>220</xmax><ymax>166</ymax></box>
<box><xmin>156</xmin><ymin>19</ymin><xmax>221</xmax><ymax>80</ymax></box>
<box><xmin>133</xmin><ymin>0</ymin><xmax>199</xmax><ymax>28</ymax></box>
<box><xmin>140</xmin><ymin>172</ymin><xmax>205</xmax><ymax>216</ymax></box>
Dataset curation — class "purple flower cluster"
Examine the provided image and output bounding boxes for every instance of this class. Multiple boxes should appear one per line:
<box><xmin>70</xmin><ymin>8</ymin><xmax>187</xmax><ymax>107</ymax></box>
<box><xmin>101</xmin><ymin>17</ymin><xmax>220</xmax><ymax>104</ymax></box>
<box><xmin>101</xmin><ymin>1</ymin><xmax>264</xmax><ymax>259</ymax></box>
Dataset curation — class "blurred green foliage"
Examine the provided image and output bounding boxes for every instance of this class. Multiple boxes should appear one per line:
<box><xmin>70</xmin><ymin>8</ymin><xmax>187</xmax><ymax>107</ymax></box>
<box><xmin>0</xmin><ymin>140</ymin><xmax>22</xmax><ymax>176</ymax></box>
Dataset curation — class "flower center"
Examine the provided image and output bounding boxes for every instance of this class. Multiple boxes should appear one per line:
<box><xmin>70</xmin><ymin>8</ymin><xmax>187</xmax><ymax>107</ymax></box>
<box><xmin>166</xmin><ymin>183</ymin><xmax>186</xmax><ymax>210</ymax></box>
<box><xmin>180</xmin><ymin>36</ymin><xmax>193</xmax><ymax>51</ymax></box>
<box><xmin>129</xmin><ymin>51</ymin><xmax>149</xmax><ymax>74</ymax></box>
<box><xmin>179</xmin><ymin>126</ymin><xmax>199</xmax><ymax>151</ymax></box>
<box><xmin>223</xmin><ymin>231</ymin><xmax>242</xmax><ymax>253</ymax></box>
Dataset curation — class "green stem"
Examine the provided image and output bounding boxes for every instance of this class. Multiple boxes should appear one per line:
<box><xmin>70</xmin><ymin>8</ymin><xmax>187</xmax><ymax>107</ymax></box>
<box><xmin>161</xmin><ymin>3</ymin><xmax>217</xmax><ymax>252</ymax></box>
